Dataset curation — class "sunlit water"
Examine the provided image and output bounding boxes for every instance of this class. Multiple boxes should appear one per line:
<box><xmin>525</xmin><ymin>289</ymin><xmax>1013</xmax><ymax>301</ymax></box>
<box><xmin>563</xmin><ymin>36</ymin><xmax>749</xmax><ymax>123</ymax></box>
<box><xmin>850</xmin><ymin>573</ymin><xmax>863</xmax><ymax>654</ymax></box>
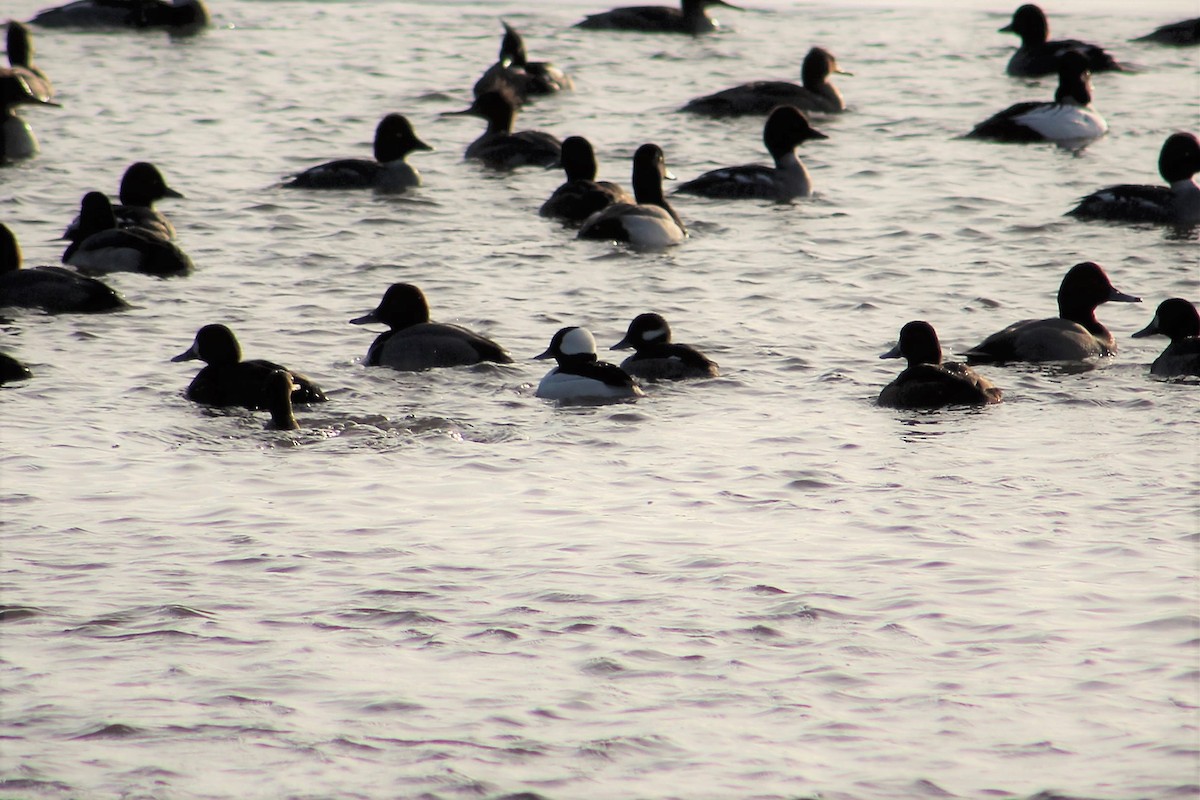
<box><xmin>1</xmin><ymin>1</ymin><xmax>1197</xmax><ymax>798</ymax></box>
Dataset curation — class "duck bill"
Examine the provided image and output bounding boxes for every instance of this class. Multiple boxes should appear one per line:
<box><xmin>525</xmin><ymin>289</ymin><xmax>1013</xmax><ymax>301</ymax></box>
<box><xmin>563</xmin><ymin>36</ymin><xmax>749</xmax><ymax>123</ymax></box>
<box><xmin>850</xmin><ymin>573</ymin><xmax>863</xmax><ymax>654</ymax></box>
<box><xmin>879</xmin><ymin>343</ymin><xmax>902</xmax><ymax>360</ymax></box>
<box><xmin>998</xmin><ymin>21</ymin><xmax>1015</xmax><ymax>33</ymax></box>
<box><xmin>412</xmin><ymin>137</ymin><xmax>434</xmax><ymax>152</ymax></box>
<box><xmin>610</xmin><ymin>336</ymin><xmax>633</xmax><ymax>351</ymax></box>
<box><xmin>1109</xmin><ymin>289</ymin><xmax>1141</xmax><ymax>304</ymax></box>
<box><xmin>349</xmin><ymin>310</ymin><xmax>381</xmax><ymax>325</ymax></box>
<box><xmin>809</xmin><ymin>128</ymin><xmax>830</xmax><ymax>141</ymax></box>
<box><xmin>163</xmin><ymin>186</ymin><xmax>185</xmax><ymax>199</ymax></box>
<box><xmin>170</xmin><ymin>345</ymin><xmax>198</xmax><ymax>362</ymax></box>
<box><xmin>711</xmin><ymin>0</ymin><xmax>742</xmax><ymax>9</ymax></box>
<box><xmin>1130</xmin><ymin>317</ymin><xmax>1159</xmax><ymax>338</ymax></box>
<box><xmin>532</xmin><ymin>347</ymin><xmax>554</xmax><ymax>360</ymax></box>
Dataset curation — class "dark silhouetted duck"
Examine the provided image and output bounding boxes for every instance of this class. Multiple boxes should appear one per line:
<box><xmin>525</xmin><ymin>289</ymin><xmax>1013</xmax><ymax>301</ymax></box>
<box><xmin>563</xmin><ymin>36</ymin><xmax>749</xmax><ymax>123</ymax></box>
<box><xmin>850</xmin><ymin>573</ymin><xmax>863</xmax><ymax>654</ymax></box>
<box><xmin>349</xmin><ymin>282</ymin><xmax>512</xmax><ymax>371</ymax></box>
<box><xmin>64</xmin><ymin>162</ymin><xmax>183</xmax><ymax>241</ymax></box>
<box><xmin>6</xmin><ymin>21</ymin><xmax>52</xmax><ymax>102</ymax></box>
<box><xmin>30</xmin><ymin>0</ymin><xmax>210</xmax><ymax>35</ymax></box>
<box><xmin>1131</xmin><ymin>298</ymin><xmax>1200</xmax><ymax>378</ymax></box>
<box><xmin>681</xmin><ymin>47</ymin><xmax>849</xmax><ymax>117</ymax></box>
<box><xmin>62</xmin><ymin>192</ymin><xmax>193</xmax><ymax>277</ymax></box>
<box><xmin>0</xmin><ymin>351</ymin><xmax>31</xmax><ymax>384</ymax></box>
<box><xmin>444</xmin><ymin>88</ymin><xmax>561</xmax><ymax>169</ymax></box>
<box><xmin>539</xmin><ymin>135</ymin><xmax>633</xmax><ymax>224</ymax></box>
<box><xmin>965</xmin><ymin>50</ymin><xmax>1106</xmax><ymax>145</ymax></box>
<box><xmin>611</xmin><ymin>312</ymin><xmax>719</xmax><ymax>381</ymax></box>
<box><xmin>578</xmin><ymin>143</ymin><xmax>686</xmax><ymax>247</ymax></box>
<box><xmin>575</xmin><ymin>0</ymin><xmax>740</xmax><ymax>34</ymax></box>
<box><xmin>675</xmin><ymin>105</ymin><xmax>827</xmax><ymax>201</ymax></box>
<box><xmin>879</xmin><ymin>321</ymin><xmax>1002</xmax><ymax>409</ymax></box>
<box><xmin>474</xmin><ymin>21</ymin><xmax>573</xmax><ymax>104</ymax></box>
<box><xmin>263</xmin><ymin>370</ymin><xmax>300</xmax><ymax>430</ymax></box>
<box><xmin>0</xmin><ymin>223</ymin><xmax>127</xmax><ymax>313</ymax></box>
<box><xmin>1</xmin><ymin>66</ymin><xmax>58</xmax><ymax>162</ymax></box>
<box><xmin>1067</xmin><ymin>132</ymin><xmax>1200</xmax><ymax>227</ymax></box>
<box><xmin>172</xmin><ymin>324</ymin><xmax>326</xmax><ymax>408</ymax></box>
<box><xmin>535</xmin><ymin>327</ymin><xmax>643</xmax><ymax>401</ymax></box>
<box><xmin>999</xmin><ymin>4</ymin><xmax>1124</xmax><ymax>77</ymax></box>
<box><xmin>963</xmin><ymin>261</ymin><xmax>1140</xmax><ymax>364</ymax></box>
<box><xmin>283</xmin><ymin>114</ymin><xmax>431</xmax><ymax>192</ymax></box>
<box><xmin>1132</xmin><ymin>18</ymin><xmax>1200</xmax><ymax>46</ymax></box>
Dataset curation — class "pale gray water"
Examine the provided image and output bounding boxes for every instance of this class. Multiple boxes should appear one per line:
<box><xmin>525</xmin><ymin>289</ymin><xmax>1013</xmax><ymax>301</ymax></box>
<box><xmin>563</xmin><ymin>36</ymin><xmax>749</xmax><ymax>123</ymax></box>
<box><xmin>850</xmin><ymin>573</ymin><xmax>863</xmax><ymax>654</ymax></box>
<box><xmin>1</xmin><ymin>0</ymin><xmax>1198</xmax><ymax>798</ymax></box>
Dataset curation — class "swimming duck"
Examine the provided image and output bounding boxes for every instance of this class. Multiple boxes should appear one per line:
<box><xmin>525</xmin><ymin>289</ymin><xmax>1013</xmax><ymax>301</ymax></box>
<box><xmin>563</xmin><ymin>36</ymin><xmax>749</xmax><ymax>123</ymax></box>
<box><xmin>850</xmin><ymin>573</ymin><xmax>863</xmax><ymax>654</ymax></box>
<box><xmin>349</xmin><ymin>282</ymin><xmax>512</xmax><ymax>371</ymax></box>
<box><xmin>444</xmin><ymin>88</ymin><xmax>561</xmax><ymax>169</ymax></box>
<box><xmin>963</xmin><ymin>261</ymin><xmax>1140</xmax><ymax>363</ymax></box>
<box><xmin>283</xmin><ymin>114</ymin><xmax>431</xmax><ymax>192</ymax></box>
<box><xmin>62</xmin><ymin>192</ymin><xmax>193</xmax><ymax>277</ymax></box>
<box><xmin>539</xmin><ymin>135</ymin><xmax>633</xmax><ymax>224</ymax></box>
<box><xmin>1131</xmin><ymin>298</ymin><xmax>1200</xmax><ymax>378</ymax></box>
<box><xmin>575</xmin><ymin>0</ymin><xmax>740</xmax><ymax>35</ymax></box>
<box><xmin>578</xmin><ymin>143</ymin><xmax>686</xmax><ymax>247</ymax></box>
<box><xmin>610</xmin><ymin>312</ymin><xmax>719</xmax><ymax>380</ymax></box>
<box><xmin>172</xmin><ymin>324</ymin><xmax>326</xmax><ymax>408</ymax></box>
<box><xmin>63</xmin><ymin>162</ymin><xmax>183</xmax><ymax>241</ymax></box>
<box><xmin>535</xmin><ymin>326</ymin><xmax>644</xmax><ymax>401</ymax></box>
<box><xmin>0</xmin><ymin>351</ymin><xmax>31</xmax><ymax>384</ymax></box>
<box><xmin>675</xmin><ymin>105</ymin><xmax>827</xmax><ymax>201</ymax></box>
<box><xmin>879</xmin><ymin>321</ymin><xmax>1002</xmax><ymax>408</ymax></box>
<box><xmin>1</xmin><ymin>67</ymin><xmax>57</xmax><ymax>162</ymax></box>
<box><xmin>965</xmin><ymin>50</ymin><xmax>1106</xmax><ymax>145</ymax></box>
<box><xmin>0</xmin><ymin>223</ymin><xmax>127</xmax><ymax>313</ymax></box>
<box><xmin>30</xmin><ymin>0</ymin><xmax>210</xmax><ymax>35</ymax></box>
<box><xmin>1000</xmin><ymin>4</ymin><xmax>1124</xmax><ymax>77</ymax></box>
<box><xmin>473</xmin><ymin>21</ymin><xmax>573</xmax><ymax>104</ymax></box>
<box><xmin>680</xmin><ymin>47</ymin><xmax>849</xmax><ymax>117</ymax></box>
<box><xmin>6</xmin><ymin>21</ymin><xmax>52</xmax><ymax>102</ymax></box>
<box><xmin>1132</xmin><ymin>18</ymin><xmax>1200</xmax><ymax>47</ymax></box>
<box><xmin>263</xmin><ymin>370</ymin><xmax>300</xmax><ymax>430</ymax></box>
<box><xmin>1067</xmin><ymin>132</ymin><xmax>1200</xmax><ymax>226</ymax></box>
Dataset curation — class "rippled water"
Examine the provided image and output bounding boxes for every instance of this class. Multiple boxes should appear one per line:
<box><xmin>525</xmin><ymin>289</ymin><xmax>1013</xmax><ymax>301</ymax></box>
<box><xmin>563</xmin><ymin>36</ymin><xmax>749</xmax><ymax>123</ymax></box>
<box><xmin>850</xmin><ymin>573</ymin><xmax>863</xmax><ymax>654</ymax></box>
<box><xmin>2</xmin><ymin>0</ymin><xmax>1198</xmax><ymax>798</ymax></box>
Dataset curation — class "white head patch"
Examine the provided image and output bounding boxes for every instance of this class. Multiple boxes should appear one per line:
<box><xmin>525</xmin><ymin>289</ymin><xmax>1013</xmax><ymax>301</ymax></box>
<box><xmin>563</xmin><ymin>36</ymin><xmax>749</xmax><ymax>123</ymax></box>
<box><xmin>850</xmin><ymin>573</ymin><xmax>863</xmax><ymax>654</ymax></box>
<box><xmin>561</xmin><ymin>327</ymin><xmax>597</xmax><ymax>356</ymax></box>
<box><xmin>643</xmin><ymin>326</ymin><xmax>667</xmax><ymax>341</ymax></box>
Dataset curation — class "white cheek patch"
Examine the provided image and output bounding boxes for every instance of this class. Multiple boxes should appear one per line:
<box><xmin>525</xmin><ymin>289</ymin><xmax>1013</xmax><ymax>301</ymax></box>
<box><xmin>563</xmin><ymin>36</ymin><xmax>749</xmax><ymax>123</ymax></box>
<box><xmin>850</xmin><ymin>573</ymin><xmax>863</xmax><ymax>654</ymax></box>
<box><xmin>644</xmin><ymin>326</ymin><xmax>667</xmax><ymax>341</ymax></box>
<box><xmin>561</xmin><ymin>327</ymin><xmax>597</xmax><ymax>356</ymax></box>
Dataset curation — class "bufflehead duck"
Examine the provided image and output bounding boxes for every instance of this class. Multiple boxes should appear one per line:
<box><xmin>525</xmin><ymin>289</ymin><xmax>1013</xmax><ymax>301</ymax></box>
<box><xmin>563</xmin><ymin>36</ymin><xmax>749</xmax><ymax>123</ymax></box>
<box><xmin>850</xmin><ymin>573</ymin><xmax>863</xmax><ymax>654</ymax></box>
<box><xmin>1067</xmin><ymin>132</ymin><xmax>1200</xmax><ymax>227</ymax></box>
<box><xmin>283</xmin><ymin>114</ymin><xmax>431</xmax><ymax>192</ymax></box>
<box><xmin>1132</xmin><ymin>18</ymin><xmax>1200</xmax><ymax>47</ymax></box>
<box><xmin>575</xmin><ymin>0</ymin><xmax>740</xmax><ymax>35</ymax></box>
<box><xmin>0</xmin><ymin>351</ymin><xmax>31</xmax><ymax>384</ymax></box>
<box><xmin>675</xmin><ymin>105</ymin><xmax>827</xmax><ymax>201</ymax></box>
<box><xmin>1131</xmin><ymin>298</ymin><xmax>1200</xmax><ymax>378</ymax></box>
<box><xmin>263</xmin><ymin>370</ymin><xmax>300</xmax><ymax>430</ymax></box>
<box><xmin>578</xmin><ymin>143</ymin><xmax>686</xmax><ymax>247</ymax></box>
<box><xmin>1000</xmin><ymin>4</ymin><xmax>1124</xmax><ymax>77</ymax></box>
<box><xmin>349</xmin><ymin>282</ymin><xmax>513</xmax><ymax>371</ymax></box>
<box><xmin>474</xmin><ymin>21</ymin><xmax>573</xmax><ymax>104</ymax></box>
<box><xmin>0</xmin><ymin>223</ymin><xmax>127</xmax><ymax>313</ymax></box>
<box><xmin>62</xmin><ymin>192</ymin><xmax>193</xmax><ymax>276</ymax></box>
<box><xmin>611</xmin><ymin>312</ymin><xmax>719</xmax><ymax>380</ymax></box>
<box><xmin>1</xmin><ymin>67</ymin><xmax>58</xmax><ymax>162</ymax></box>
<box><xmin>63</xmin><ymin>161</ymin><xmax>183</xmax><ymax>241</ymax></box>
<box><xmin>534</xmin><ymin>326</ymin><xmax>643</xmax><ymax>401</ymax></box>
<box><xmin>30</xmin><ymin>0</ymin><xmax>210</xmax><ymax>35</ymax></box>
<box><xmin>879</xmin><ymin>321</ymin><xmax>1002</xmax><ymax>408</ymax></box>
<box><xmin>539</xmin><ymin>135</ymin><xmax>633</xmax><ymax>224</ymax></box>
<box><xmin>965</xmin><ymin>50</ymin><xmax>1106</xmax><ymax>145</ymax></box>
<box><xmin>963</xmin><ymin>261</ymin><xmax>1140</xmax><ymax>363</ymax></box>
<box><xmin>444</xmin><ymin>88</ymin><xmax>561</xmax><ymax>169</ymax></box>
<box><xmin>681</xmin><ymin>47</ymin><xmax>849</xmax><ymax>117</ymax></box>
<box><xmin>6</xmin><ymin>21</ymin><xmax>53</xmax><ymax>102</ymax></box>
<box><xmin>172</xmin><ymin>324</ymin><xmax>327</xmax><ymax>408</ymax></box>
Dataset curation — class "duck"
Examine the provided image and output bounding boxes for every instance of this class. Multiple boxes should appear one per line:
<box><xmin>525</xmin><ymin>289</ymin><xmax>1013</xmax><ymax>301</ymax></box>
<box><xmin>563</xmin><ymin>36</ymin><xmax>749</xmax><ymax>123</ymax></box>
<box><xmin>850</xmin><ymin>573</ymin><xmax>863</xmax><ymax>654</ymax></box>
<box><xmin>674</xmin><ymin>105</ymin><xmax>827</xmax><ymax>201</ymax></box>
<box><xmin>534</xmin><ymin>326</ymin><xmax>644</xmax><ymax>401</ymax></box>
<box><xmin>29</xmin><ymin>0</ymin><xmax>210</xmax><ymax>35</ymax></box>
<box><xmin>63</xmin><ymin>162</ymin><xmax>183</xmax><ymax>241</ymax></box>
<box><xmin>879</xmin><ymin>321</ymin><xmax>1002</xmax><ymax>408</ymax></box>
<box><xmin>965</xmin><ymin>50</ymin><xmax>1106</xmax><ymax>145</ymax></box>
<box><xmin>6</xmin><ymin>21</ymin><xmax>53</xmax><ymax>102</ymax></box>
<box><xmin>1</xmin><ymin>67</ymin><xmax>58</xmax><ymax>162</ymax></box>
<box><xmin>283</xmin><ymin>114</ymin><xmax>431</xmax><ymax>192</ymax></box>
<box><xmin>1067</xmin><ymin>132</ymin><xmax>1200</xmax><ymax>226</ymax></box>
<box><xmin>473</xmin><ymin>21</ymin><xmax>573</xmax><ymax>104</ymax></box>
<box><xmin>444</xmin><ymin>88</ymin><xmax>561</xmax><ymax>169</ymax></box>
<box><xmin>172</xmin><ymin>323</ymin><xmax>326</xmax><ymax>408</ymax></box>
<box><xmin>1131</xmin><ymin>298</ymin><xmax>1200</xmax><ymax>378</ymax></box>
<box><xmin>963</xmin><ymin>261</ymin><xmax>1141</xmax><ymax>364</ymax></box>
<box><xmin>999</xmin><ymin>4</ymin><xmax>1124</xmax><ymax>77</ymax></box>
<box><xmin>680</xmin><ymin>47</ymin><xmax>849</xmax><ymax>117</ymax></box>
<box><xmin>349</xmin><ymin>282</ymin><xmax>513</xmax><ymax>371</ymax></box>
<box><xmin>574</xmin><ymin>0</ymin><xmax>740</xmax><ymax>35</ymax></box>
<box><xmin>578</xmin><ymin>143</ymin><xmax>686</xmax><ymax>247</ymax></box>
<box><xmin>0</xmin><ymin>223</ymin><xmax>127</xmax><ymax>313</ymax></box>
<box><xmin>263</xmin><ymin>370</ymin><xmax>300</xmax><ymax>430</ymax></box>
<box><xmin>539</xmin><ymin>135</ymin><xmax>633</xmax><ymax>224</ymax></box>
<box><xmin>0</xmin><ymin>351</ymin><xmax>31</xmax><ymax>384</ymax></box>
<box><xmin>610</xmin><ymin>312</ymin><xmax>719</xmax><ymax>380</ymax></box>
<box><xmin>62</xmin><ymin>192</ymin><xmax>193</xmax><ymax>277</ymax></box>
<box><xmin>1132</xmin><ymin>18</ymin><xmax>1200</xmax><ymax>47</ymax></box>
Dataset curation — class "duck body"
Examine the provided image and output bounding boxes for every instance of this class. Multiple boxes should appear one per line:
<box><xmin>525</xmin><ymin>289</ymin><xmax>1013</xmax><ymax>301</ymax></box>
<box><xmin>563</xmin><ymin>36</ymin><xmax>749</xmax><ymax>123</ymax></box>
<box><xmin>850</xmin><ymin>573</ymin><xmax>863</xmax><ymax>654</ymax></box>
<box><xmin>1131</xmin><ymin>298</ymin><xmax>1200</xmax><ymax>378</ymax></box>
<box><xmin>681</xmin><ymin>48</ymin><xmax>847</xmax><ymax>117</ymax></box>
<box><xmin>1000</xmin><ymin>4</ymin><xmax>1124</xmax><ymax>77</ymax></box>
<box><xmin>172</xmin><ymin>324</ymin><xmax>326</xmax><ymax>409</ymax></box>
<box><xmin>575</xmin><ymin>0</ymin><xmax>737</xmax><ymax>34</ymax></box>
<box><xmin>1</xmin><ymin>224</ymin><xmax>127</xmax><ymax>312</ymax></box>
<box><xmin>963</xmin><ymin>261</ymin><xmax>1140</xmax><ymax>364</ymax></box>
<box><xmin>611</xmin><ymin>313</ymin><xmax>719</xmax><ymax>381</ymax></box>
<box><xmin>473</xmin><ymin>22</ymin><xmax>573</xmax><ymax>104</ymax></box>
<box><xmin>1068</xmin><ymin>132</ymin><xmax>1200</xmax><ymax>226</ymax></box>
<box><xmin>1133</xmin><ymin>18</ymin><xmax>1200</xmax><ymax>47</ymax></box>
<box><xmin>448</xmin><ymin>89</ymin><xmax>560</xmax><ymax>169</ymax></box>
<box><xmin>535</xmin><ymin>327</ymin><xmax>643</xmax><ymax>401</ymax></box>
<box><xmin>540</xmin><ymin>136</ymin><xmax>632</xmax><ymax>223</ymax></box>
<box><xmin>62</xmin><ymin>192</ymin><xmax>192</xmax><ymax>277</ymax></box>
<box><xmin>30</xmin><ymin>0</ymin><xmax>210</xmax><ymax>34</ymax></box>
<box><xmin>879</xmin><ymin>321</ymin><xmax>1002</xmax><ymax>409</ymax></box>
<box><xmin>63</xmin><ymin>162</ymin><xmax>182</xmax><ymax>241</ymax></box>
<box><xmin>1</xmin><ymin>68</ymin><xmax>57</xmax><ymax>162</ymax></box>
<box><xmin>966</xmin><ymin>51</ymin><xmax>1106</xmax><ymax>144</ymax></box>
<box><xmin>579</xmin><ymin>143</ymin><xmax>685</xmax><ymax>246</ymax></box>
<box><xmin>0</xmin><ymin>352</ymin><xmax>32</xmax><ymax>384</ymax></box>
<box><xmin>284</xmin><ymin>114</ymin><xmax>430</xmax><ymax>192</ymax></box>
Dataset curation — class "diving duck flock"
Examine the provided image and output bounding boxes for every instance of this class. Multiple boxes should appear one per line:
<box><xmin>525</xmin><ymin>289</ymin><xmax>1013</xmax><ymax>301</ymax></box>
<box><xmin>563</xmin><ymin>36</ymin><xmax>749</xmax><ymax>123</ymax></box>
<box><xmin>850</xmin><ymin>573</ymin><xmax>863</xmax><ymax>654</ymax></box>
<box><xmin>1</xmin><ymin>0</ymin><xmax>1197</xmax><ymax>424</ymax></box>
